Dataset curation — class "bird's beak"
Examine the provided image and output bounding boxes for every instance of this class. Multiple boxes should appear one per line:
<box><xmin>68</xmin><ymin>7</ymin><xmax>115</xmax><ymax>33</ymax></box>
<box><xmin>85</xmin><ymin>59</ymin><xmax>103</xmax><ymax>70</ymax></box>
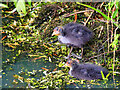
<box><xmin>52</xmin><ymin>31</ymin><xmax>56</xmax><ymax>36</ymax></box>
<box><xmin>52</xmin><ymin>30</ymin><xmax>60</xmax><ymax>36</ymax></box>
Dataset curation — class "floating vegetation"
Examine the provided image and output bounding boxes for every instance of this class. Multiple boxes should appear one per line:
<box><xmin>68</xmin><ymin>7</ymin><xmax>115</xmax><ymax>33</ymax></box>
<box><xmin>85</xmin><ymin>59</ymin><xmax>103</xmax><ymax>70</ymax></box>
<box><xmin>2</xmin><ymin>1</ymin><xmax>120</xmax><ymax>89</ymax></box>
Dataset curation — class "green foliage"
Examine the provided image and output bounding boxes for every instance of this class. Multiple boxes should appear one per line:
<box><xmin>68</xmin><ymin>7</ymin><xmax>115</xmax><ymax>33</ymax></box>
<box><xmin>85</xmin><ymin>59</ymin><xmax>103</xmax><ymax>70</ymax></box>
<box><xmin>16</xmin><ymin>0</ymin><xmax>27</xmax><ymax>16</ymax></box>
<box><xmin>101</xmin><ymin>71</ymin><xmax>110</xmax><ymax>81</ymax></box>
<box><xmin>105</xmin><ymin>0</ymin><xmax>119</xmax><ymax>19</ymax></box>
<box><xmin>27</xmin><ymin>0</ymin><xmax>31</xmax><ymax>7</ymax></box>
<box><xmin>10</xmin><ymin>0</ymin><xmax>32</xmax><ymax>17</ymax></box>
<box><xmin>76</xmin><ymin>2</ymin><xmax>109</xmax><ymax>20</ymax></box>
<box><xmin>2</xmin><ymin>2</ymin><xmax>120</xmax><ymax>88</ymax></box>
<box><xmin>0</xmin><ymin>3</ymin><xmax>8</xmax><ymax>8</ymax></box>
<box><xmin>76</xmin><ymin>2</ymin><xmax>119</xmax><ymax>27</ymax></box>
<box><xmin>110</xmin><ymin>34</ymin><xmax>120</xmax><ymax>50</ymax></box>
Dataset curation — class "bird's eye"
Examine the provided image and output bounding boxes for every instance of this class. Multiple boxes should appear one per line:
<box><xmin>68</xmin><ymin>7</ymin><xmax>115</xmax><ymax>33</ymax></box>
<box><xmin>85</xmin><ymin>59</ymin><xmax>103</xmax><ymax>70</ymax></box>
<box><xmin>67</xmin><ymin>61</ymin><xmax>70</xmax><ymax>64</ymax></box>
<box><xmin>54</xmin><ymin>27</ymin><xmax>59</xmax><ymax>31</ymax></box>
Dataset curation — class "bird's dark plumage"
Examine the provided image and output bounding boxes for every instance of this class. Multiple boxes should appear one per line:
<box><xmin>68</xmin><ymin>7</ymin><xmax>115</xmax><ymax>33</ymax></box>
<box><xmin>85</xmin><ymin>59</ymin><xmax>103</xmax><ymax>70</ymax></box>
<box><xmin>52</xmin><ymin>22</ymin><xmax>94</xmax><ymax>58</ymax></box>
<box><xmin>58</xmin><ymin>22</ymin><xmax>93</xmax><ymax>48</ymax></box>
<box><xmin>66</xmin><ymin>59</ymin><xmax>109</xmax><ymax>80</ymax></box>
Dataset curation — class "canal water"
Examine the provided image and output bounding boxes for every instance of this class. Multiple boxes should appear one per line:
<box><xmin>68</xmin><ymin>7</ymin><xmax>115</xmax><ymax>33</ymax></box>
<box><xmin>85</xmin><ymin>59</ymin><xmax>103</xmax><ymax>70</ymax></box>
<box><xmin>2</xmin><ymin>46</ymin><xmax>120</xmax><ymax>89</ymax></box>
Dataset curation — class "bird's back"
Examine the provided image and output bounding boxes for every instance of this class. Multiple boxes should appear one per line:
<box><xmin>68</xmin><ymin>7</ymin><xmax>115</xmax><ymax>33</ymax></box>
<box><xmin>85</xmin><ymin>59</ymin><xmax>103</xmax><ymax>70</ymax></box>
<box><xmin>62</xmin><ymin>22</ymin><xmax>93</xmax><ymax>47</ymax></box>
<box><xmin>71</xmin><ymin>63</ymin><xmax>108</xmax><ymax>80</ymax></box>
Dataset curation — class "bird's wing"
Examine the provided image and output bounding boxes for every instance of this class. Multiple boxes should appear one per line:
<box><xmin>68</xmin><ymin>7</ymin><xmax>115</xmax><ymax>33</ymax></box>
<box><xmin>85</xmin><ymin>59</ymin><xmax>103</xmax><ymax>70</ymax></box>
<box><xmin>73</xmin><ymin>68</ymin><xmax>88</xmax><ymax>79</ymax></box>
<box><xmin>87</xmin><ymin>67</ymin><xmax>103</xmax><ymax>79</ymax></box>
<box><xmin>71</xmin><ymin>25</ymin><xmax>92</xmax><ymax>39</ymax></box>
<box><xmin>63</xmin><ymin>23</ymin><xmax>93</xmax><ymax>44</ymax></box>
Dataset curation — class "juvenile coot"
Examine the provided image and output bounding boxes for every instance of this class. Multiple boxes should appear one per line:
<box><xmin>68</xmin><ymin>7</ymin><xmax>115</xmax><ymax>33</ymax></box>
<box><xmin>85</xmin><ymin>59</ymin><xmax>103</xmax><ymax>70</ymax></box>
<box><xmin>52</xmin><ymin>22</ymin><xmax>93</xmax><ymax>58</ymax></box>
<box><xmin>66</xmin><ymin>59</ymin><xmax>109</xmax><ymax>80</ymax></box>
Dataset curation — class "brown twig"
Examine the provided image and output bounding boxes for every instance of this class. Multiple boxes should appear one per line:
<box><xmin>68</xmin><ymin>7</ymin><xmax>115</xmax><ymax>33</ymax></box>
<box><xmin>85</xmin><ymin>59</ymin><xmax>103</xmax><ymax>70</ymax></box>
<box><xmin>107</xmin><ymin>3</ymin><xmax>111</xmax><ymax>53</ymax></box>
<box><xmin>98</xmin><ymin>26</ymin><xmax>103</xmax><ymax>38</ymax></box>
<box><xmin>41</xmin><ymin>67</ymin><xmax>49</xmax><ymax>71</ymax></box>
<box><xmin>72</xmin><ymin>82</ymin><xmax>79</xmax><ymax>88</ymax></box>
<box><xmin>96</xmin><ymin>18</ymin><xmax>117</xmax><ymax>24</ymax></box>
<box><xmin>113</xmin><ymin>25</ymin><xmax>119</xmax><ymax>87</ymax></box>
<box><xmin>74</xmin><ymin>13</ymin><xmax>77</xmax><ymax>23</ymax></box>
<box><xmin>32</xmin><ymin>56</ymin><xmax>42</xmax><ymax>61</ymax></box>
<box><xmin>63</xmin><ymin>10</ymin><xmax>94</xmax><ymax>17</ymax></box>
<box><xmin>84</xmin><ymin>10</ymin><xmax>94</xmax><ymax>26</ymax></box>
<box><xmin>1</xmin><ymin>35</ymin><xmax>7</xmax><ymax>40</ymax></box>
<box><xmin>88</xmin><ymin>49</ymin><xmax>120</xmax><ymax>60</ymax></box>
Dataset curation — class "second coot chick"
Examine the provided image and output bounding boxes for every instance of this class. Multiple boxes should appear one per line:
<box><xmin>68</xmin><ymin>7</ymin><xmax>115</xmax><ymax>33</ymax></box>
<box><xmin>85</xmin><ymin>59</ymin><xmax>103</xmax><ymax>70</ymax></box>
<box><xmin>66</xmin><ymin>59</ymin><xmax>109</xmax><ymax>80</ymax></box>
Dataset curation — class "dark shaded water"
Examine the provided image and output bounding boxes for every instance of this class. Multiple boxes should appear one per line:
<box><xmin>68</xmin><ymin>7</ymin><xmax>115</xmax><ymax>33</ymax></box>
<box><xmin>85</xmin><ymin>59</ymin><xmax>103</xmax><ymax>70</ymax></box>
<box><xmin>2</xmin><ymin>46</ymin><xmax>120</xmax><ymax>89</ymax></box>
<box><xmin>2</xmin><ymin>46</ymin><xmax>56</xmax><ymax>88</ymax></box>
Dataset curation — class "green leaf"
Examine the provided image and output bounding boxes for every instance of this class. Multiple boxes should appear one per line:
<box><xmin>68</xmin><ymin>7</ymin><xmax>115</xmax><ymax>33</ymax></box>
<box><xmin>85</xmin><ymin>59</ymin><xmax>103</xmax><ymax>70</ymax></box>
<box><xmin>110</xmin><ymin>2</ymin><xmax>114</xmax><ymax>8</ymax></box>
<box><xmin>0</xmin><ymin>3</ymin><xmax>8</xmax><ymax>8</ymax></box>
<box><xmin>27</xmin><ymin>0</ymin><xmax>31</xmax><ymax>7</ymax></box>
<box><xmin>112</xmin><ymin>1</ymin><xmax>119</xmax><ymax>19</ymax></box>
<box><xmin>16</xmin><ymin>0</ymin><xmax>27</xmax><ymax>17</ymax></box>
<box><xmin>110</xmin><ymin>34</ymin><xmax>120</xmax><ymax>48</ymax></box>
<box><xmin>112</xmin><ymin>9</ymin><xmax>118</xmax><ymax>19</ymax></box>
<box><xmin>76</xmin><ymin>2</ymin><xmax>118</xmax><ymax>27</ymax></box>
<box><xmin>106</xmin><ymin>73</ymin><xmax>110</xmax><ymax>78</ymax></box>
<box><xmin>0</xmin><ymin>27</ymin><xmax>2</xmax><ymax>30</ymax></box>
<box><xmin>12</xmin><ymin>0</ymin><xmax>18</xmax><ymax>7</ymax></box>
<box><xmin>108</xmin><ymin>2</ymin><xmax>114</xmax><ymax>11</ymax></box>
<box><xmin>76</xmin><ymin>2</ymin><xmax>110</xmax><ymax>20</ymax></box>
<box><xmin>101</xmin><ymin>71</ymin><xmax>105</xmax><ymax>79</ymax></box>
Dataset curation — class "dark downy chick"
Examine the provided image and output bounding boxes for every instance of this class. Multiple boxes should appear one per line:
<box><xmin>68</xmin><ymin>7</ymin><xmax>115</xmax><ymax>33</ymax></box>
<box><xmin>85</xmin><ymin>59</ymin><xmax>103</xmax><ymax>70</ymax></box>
<box><xmin>52</xmin><ymin>22</ymin><xmax>93</xmax><ymax>58</ymax></box>
<box><xmin>66</xmin><ymin>59</ymin><xmax>109</xmax><ymax>80</ymax></box>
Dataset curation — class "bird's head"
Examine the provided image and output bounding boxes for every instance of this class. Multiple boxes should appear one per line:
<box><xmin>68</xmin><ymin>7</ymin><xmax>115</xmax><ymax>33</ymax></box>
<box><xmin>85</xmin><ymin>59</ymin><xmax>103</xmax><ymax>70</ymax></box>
<box><xmin>52</xmin><ymin>26</ymin><xmax>63</xmax><ymax>36</ymax></box>
<box><xmin>65</xmin><ymin>59</ymin><xmax>79</xmax><ymax>68</ymax></box>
